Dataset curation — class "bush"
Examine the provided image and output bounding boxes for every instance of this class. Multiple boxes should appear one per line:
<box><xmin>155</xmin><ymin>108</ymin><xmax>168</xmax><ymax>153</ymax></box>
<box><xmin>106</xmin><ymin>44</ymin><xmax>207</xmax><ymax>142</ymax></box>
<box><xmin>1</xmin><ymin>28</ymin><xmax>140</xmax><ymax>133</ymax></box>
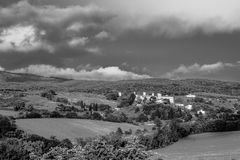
<box><xmin>105</xmin><ymin>92</ymin><xmax>119</xmax><ymax>100</ymax></box>
<box><xmin>65</xmin><ymin>112</ymin><xmax>78</xmax><ymax>118</ymax></box>
<box><xmin>0</xmin><ymin>138</ymin><xmax>44</xmax><ymax>160</ymax></box>
<box><xmin>118</xmin><ymin>93</ymin><xmax>136</xmax><ymax>108</ymax></box>
<box><xmin>0</xmin><ymin>115</ymin><xmax>16</xmax><ymax>138</ymax></box>
<box><xmin>91</xmin><ymin>112</ymin><xmax>103</xmax><ymax>120</ymax></box>
<box><xmin>50</xmin><ymin>111</ymin><xmax>63</xmax><ymax>118</ymax></box>
<box><xmin>136</xmin><ymin>113</ymin><xmax>148</xmax><ymax>122</ymax></box>
<box><xmin>41</xmin><ymin>90</ymin><xmax>56</xmax><ymax>101</ymax></box>
<box><xmin>56</xmin><ymin>97</ymin><xmax>69</xmax><ymax>104</ymax></box>
<box><xmin>14</xmin><ymin>101</ymin><xmax>25</xmax><ymax>111</ymax></box>
<box><xmin>26</xmin><ymin>112</ymin><xmax>42</xmax><ymax>118</ymax></box>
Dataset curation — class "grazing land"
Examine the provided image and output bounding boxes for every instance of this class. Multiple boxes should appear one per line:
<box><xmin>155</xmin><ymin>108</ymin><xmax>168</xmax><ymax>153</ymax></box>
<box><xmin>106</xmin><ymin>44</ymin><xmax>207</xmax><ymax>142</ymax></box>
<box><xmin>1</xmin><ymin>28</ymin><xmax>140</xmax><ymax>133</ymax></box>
<box><xmin>154</xmin><ymin>131</ymin><xmax>240</xmax><ymax>160</ymax></box>
<box><xmin>16</xmin><ymin>118</ymin><xmax>142</xmax><ymax>140</ymax></box>
<box><xmin>0</xmin><ymin>109</ymin><xmax>18</xmax><ymax>117</ymax></box>
<box><xmin>1</xmin><ymin>71</ymin><xmax>240</xmax><ymax>160</ymax></box>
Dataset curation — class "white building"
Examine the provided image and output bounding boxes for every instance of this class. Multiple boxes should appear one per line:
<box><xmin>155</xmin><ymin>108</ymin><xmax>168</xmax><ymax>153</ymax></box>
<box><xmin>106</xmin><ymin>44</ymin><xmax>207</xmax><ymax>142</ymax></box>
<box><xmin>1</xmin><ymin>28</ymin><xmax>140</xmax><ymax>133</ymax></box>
<box><xmin>197</xmin><ymin>109</ymin><xmax>206</xmax><ymax>115</ymax></box>
<box><xmin>143</xmin><ymin>92</ymin><xmax>146</xmax><ymax>97</ymax></box>
<box><xmin>186</xmin><ymin>94</ymin><xmax>196</xmax><ymax>98</ymax></box>
<box><xmin>161</xmin><ymin>96</ymin><xmax>175</xmax><ymax>104</ymax></box>
<box><xmin>176</xmin><ymin>103</ymin><xmax>184</xmax><ymax>107</ymax></box>
<box><xmin>118</xmin><ymin>92</ymin><xmax>122</xmax><ymax>97</ymax></box>
<box><xmin>185</xmin><ymin>105</ymin><xmax>193</xmax><ymax>110</ymax></box>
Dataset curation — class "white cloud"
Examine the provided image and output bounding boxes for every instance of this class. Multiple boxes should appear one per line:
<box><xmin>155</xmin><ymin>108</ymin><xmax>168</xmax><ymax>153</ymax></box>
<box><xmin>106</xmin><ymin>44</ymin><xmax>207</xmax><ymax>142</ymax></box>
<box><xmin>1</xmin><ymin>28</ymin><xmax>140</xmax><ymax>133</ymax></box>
<box><xmin>95</xmin><ymin>31</ymin><xmax>110</xmax><ymax>39</ymax></box>
<box><xmin>0</xmin><ymin>25</ymin><xmax>54</xmax><ymax>53</ymax></box>
<box><xmin>0</xmin><ymin>1</ymin><xmax>114</xmax><ymax>53</ymax></box>
<box><xmin>10</xmin><ymin>64</ymin><xmax>151</xmax><ymax>81</ymax></box>
<box><xmin>66</xmin><ymin>23</ymin><xmax>84</xmax><ymax>32</ymax></box>
<box><xmin>68</xmin><ymin>37</ymin><xmax>88</xmax><ymax>47</ymax></box>
<box><xmin>164</xmin><ymin>62</ymin><xmax>237</xmax><ymax>79</ymax></box>
<box><xmin>0</xmin><ymin>66</ymin><xmax>5</xmax><ymax>71</ymax></box>
<box><xmin>85</xmin><ymin>46</ymin><xmax>102</xmax><ymax>55</ymax></box>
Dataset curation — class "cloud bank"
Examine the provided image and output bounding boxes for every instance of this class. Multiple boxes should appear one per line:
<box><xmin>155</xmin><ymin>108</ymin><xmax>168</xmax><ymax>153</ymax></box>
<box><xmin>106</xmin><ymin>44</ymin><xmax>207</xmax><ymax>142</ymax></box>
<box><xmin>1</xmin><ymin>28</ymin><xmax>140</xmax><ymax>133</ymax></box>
<box><xmin>0</xmin><ymin>1</ymin><xmax>113</xmax><ymax>53</ymax></box>
<box><xmin>164</xmin><ymin>61</ymin><xmax>240</xmax><ymax>79</ymax></box>
<box><xmin>9</xmin><ymin>64</ymin><xmax>151</xmax><ymax>81</ymax></box>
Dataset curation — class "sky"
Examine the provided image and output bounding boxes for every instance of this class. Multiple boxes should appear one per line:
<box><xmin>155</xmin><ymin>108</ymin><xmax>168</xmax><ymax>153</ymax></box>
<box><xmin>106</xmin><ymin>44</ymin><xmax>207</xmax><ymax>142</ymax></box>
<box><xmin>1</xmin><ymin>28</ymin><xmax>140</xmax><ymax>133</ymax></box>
<box><xmin>0</xmin><ymin>0</ymin><xmax>239</xmax><ymax>81</ymax></box>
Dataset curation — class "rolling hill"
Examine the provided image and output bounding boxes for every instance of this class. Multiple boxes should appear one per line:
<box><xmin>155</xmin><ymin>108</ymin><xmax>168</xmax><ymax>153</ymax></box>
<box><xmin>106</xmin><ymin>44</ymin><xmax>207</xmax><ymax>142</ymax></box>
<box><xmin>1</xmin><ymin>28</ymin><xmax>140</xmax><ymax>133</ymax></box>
<box><xmin>0</xmin><ymin>71</ymin><xmax>240</xmax><ymax>96</ymax></box>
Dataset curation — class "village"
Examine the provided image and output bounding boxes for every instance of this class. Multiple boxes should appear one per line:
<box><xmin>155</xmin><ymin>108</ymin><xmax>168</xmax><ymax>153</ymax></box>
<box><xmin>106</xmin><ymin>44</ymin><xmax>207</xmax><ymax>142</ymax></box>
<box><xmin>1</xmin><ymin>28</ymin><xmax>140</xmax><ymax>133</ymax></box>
<box><xmin>117</xmin><ymin>91</ymin><xmax>240</xmax><ymax>117</ymax></box>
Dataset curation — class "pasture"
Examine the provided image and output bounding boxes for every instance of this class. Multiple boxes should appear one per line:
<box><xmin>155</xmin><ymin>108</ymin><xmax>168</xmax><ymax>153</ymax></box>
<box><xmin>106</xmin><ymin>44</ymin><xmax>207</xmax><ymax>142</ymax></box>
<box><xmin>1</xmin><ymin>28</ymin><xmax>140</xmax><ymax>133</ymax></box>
<box><xmin>16</xmin><ymin>118</ymin><xmax>142</xmax><ymax>141</ymax></box>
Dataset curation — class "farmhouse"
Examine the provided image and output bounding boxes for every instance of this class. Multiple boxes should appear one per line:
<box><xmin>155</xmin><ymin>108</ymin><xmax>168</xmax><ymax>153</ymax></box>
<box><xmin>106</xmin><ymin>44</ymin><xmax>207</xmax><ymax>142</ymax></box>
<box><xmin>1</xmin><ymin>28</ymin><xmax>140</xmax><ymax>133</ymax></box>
<box><xmin>186</xmin><ymin>94</ymin><xmax>196</xmax><ymax>98</ymax></box>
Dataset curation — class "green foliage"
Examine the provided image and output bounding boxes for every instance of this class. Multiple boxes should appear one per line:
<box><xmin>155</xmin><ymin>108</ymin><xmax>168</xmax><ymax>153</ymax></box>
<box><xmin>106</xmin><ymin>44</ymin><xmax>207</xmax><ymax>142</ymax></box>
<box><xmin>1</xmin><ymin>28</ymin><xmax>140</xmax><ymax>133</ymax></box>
<box><xmin>0</xmin><ymin>115</ymin><xmax>16</xmax><ymax>138</ymax></box>
<box><xmin>26</xmin><ymin>112</ymin><xmax>42</xmax><ymax>118</ymax></box>
<box><xmin>65</xmin><ymin>112</ymin><xmax>78</xmax><ymax>119</ymax></box>
<box><xmin>118</xmin><ymin>93</ymin><xmax>136</xmax><ymax>108</ymax></box>
<box><xmin>91</xmin><ymin>112</ymin><xmax>103</xmax><ymax>120</ymax></box>
<box><xmin>41</xmin><ymin>90</ymin><xmax>57</xmax><ymax>101</ymax></box>
<box><xmin>136</xmin><ymin>113</ymin><xmax>148</xmax><ymax>122</ymax></box>
<box><xmin>56</xmin><ymin>97</ymin><xmax>69</xmax><ymax>104</ymax></box>
<box><xmin>105</xmin><ymin>112</ymin><xmax>128</xmax><ymax>123</ymax></box>
<box><xmin>0</xmin><ymin>138</ymin><xmax>44</xmax><ymax>160</ymax></box>
<box><xmin>50</xmin><ymin>111</ymin><xmax>63</xmax><ymax>118</ymax></box>
<box><xmin>38</xmin><ymin>133</ymin><xmax>150</xmax><ymax>160</ymax></box>
<box><xmin>14</xmin><ymin>101</ymin><xmax>25</xmax><ymax>111</ymax></box>
<box><xmin>105</xmin><ymin>91</ymin><xmax>119</xmax><ymax>100</ymax></box>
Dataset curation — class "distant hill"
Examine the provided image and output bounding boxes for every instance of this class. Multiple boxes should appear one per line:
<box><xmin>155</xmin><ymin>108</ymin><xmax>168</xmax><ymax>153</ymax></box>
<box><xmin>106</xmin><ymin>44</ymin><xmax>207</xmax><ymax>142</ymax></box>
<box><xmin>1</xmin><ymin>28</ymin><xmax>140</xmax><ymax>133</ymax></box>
<box><xmin>62</xmin><ymin>78</ymin><xmax>240</xmax><ymax>96</ymax></box>
<box><xmin>0</xmin><ymin>71</ymin><xmax>69</xmax><ymax>83</ymax></box>
<box><xmin>0</xmin><ymin>71</ymin><xmax>239</xmax><ymax>96</ymax></box>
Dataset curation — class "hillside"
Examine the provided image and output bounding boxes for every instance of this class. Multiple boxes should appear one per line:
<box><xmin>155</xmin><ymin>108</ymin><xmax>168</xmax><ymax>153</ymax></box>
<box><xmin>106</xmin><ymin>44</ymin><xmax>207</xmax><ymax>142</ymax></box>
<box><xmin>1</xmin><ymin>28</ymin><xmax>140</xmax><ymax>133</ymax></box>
<box><xmin>62</xmin><ymin>78</ymin><xmax>240</xmax><ymax>96</ymax></box>
<box><xmin>0</xmin><ymin>71</ymin><xmax>68</xmax><ymax>83</ymax></box>
<box><xmin>0</xmin><ymin>71</ymin><xmax>240</xmax><ymax>96</ymax></box>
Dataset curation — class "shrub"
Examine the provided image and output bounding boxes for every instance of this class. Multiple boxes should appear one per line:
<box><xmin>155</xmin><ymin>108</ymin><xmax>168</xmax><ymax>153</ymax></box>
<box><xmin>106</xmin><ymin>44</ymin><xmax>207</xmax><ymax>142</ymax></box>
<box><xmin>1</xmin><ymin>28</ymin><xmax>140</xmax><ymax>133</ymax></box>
<box><xmin>116</xmin><ymin>127</ymin><xmax>123</xmax><ymax>135</ymax></box>
<box><xmin>105</xmin><ymin>92</ymin><xmax>119</xmax><ymax>100</ymax></box>
<box><xmin>50</xmin><ymin>111</ymin><xmax>63</xmax><ymax>118</ymax></box>
<box><xmin>0</xmin><ymin>115</ymin><xmax>16</xmax><ymax>138</ymax></box>
<box><xmin>91</xmin><ymin>112</ymin><xmax>103</xmax><ymax>120</ymax></box>
<box><xmin>56</xmin><ymin>97</ymin><xmax>69</xmax><ymax>104</ymax></box>
<box><xmin>26</xmin><ymin>112</ymin><xmax>42</xmax><ymax>118</ymax></box>
<box><xmin>0</xmin><ymin>138</ymin><xmax>44</xmax><ymax>160</ymax></box>
<box><xmin>65</xmin><ymin>112</ymin><xmax>78</xmax><ymax>119</ymax></box>
<box><xmin>41</xmin><ymin>90</ymin><xmax>56</xmax><ymax>101</ymax></box>
<box><xmin>136</xmin><ymin>113</ymin><xmax>148</xmax><ymax>122</ymax></box>
<box><xmin>14</xmin><ymin>101</ymin><xmax>25</xmax><ymax>111</ymax></box>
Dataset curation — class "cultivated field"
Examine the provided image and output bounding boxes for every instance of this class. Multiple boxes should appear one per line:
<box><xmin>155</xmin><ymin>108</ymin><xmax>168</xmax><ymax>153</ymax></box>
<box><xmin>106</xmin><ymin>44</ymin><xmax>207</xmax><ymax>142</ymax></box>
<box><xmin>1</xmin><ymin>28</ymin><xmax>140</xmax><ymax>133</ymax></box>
<box><xmin>16</xmin><ymin>118</ymin><xmax>142</xmax><ymax>141</ymax></box>
<box><xmin>0</xmin><ymin>109</ymin><xmax>18</xmax><ymax>117</ymax></box>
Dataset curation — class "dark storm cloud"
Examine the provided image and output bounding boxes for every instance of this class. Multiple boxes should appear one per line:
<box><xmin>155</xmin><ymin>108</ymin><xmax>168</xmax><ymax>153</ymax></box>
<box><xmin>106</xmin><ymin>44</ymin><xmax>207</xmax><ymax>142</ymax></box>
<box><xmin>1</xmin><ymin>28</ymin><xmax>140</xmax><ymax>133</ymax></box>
<box><xmin>0</xmin><ymin>0</ymin><xmax>22</xmax><ymax>7</ymax></box>
<box><xmin>0</xmin><ymin>1</ymin><xmax>114</xmax><ymax>54</ymax></box>
<box><xmin>0</xmin><ymin>0</ymin><xmax>240</xmax><ymax>81</ymax></box>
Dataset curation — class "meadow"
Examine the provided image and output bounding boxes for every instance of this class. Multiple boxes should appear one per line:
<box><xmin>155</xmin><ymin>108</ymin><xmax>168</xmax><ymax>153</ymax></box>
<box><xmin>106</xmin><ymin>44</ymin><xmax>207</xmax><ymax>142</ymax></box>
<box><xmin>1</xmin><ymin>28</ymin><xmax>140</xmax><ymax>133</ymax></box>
<box><xmin>16</xmin><ymin>118</ymin><xmax>142</xmax><ymax>141</ymax></box>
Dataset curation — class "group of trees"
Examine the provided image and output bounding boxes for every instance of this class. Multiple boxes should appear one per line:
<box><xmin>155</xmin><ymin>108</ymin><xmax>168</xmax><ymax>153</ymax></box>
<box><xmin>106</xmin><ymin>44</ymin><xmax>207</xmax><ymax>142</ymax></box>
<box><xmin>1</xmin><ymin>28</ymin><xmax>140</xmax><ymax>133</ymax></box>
<box><xmin>0</xmin><ymin>115</ymin><xmax>152</xmax><ymax>160</ymax></box>
<box><xmin>117</xmin><ymin>93</ymin><xmax>136</xmax><ymax>108</ymax></box>
<box><xmin>141</xmin><ymin>104</ymin><xmax>192</xmax><ymax>122</ymax></box>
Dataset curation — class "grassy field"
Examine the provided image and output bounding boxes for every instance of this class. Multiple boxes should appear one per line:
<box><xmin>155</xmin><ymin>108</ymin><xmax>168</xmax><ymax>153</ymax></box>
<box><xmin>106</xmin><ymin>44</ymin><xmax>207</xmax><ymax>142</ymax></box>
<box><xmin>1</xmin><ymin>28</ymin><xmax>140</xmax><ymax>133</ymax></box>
<box><xmin>0</xmin><ymin>109</ymin><xmax>18</xmax><ymax>117</ymax></box>
<box><xmin>16</xmin><ymin>118</ymin><xmax>142</xmax><ymax>141</ymax></box>
<box><xmin>154</xmin><ymin>131</ymin><xmax>240</xmax><ymax>160</ymax></box>
<box><xmin>22</xmin><ymin>91</ymin><xmax>117</xmax><ymax>112</ymax></box>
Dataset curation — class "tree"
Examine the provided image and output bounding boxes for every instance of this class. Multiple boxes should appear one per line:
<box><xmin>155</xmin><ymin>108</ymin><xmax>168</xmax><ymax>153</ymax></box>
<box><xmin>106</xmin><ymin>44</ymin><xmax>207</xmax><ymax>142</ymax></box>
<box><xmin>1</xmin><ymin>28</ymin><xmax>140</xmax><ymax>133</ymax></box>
<box><xmin>65</xmin><ymin>112</ymin><xmax>78</xmax><ymax>118</ymax></box>
<box><xmin>105</xmin><ymin>92</ymin><xmax>119</xmax><ymax>100</ymax></box>
<box><xmin>136</xmin><ymin>113</ymin><xmax>148</xmax><ymax>122</ymax></box>
<box><xmin>116</xmin><ymin>127</ymin><xmax>123</xmax><ymax>135</ymax></box>
<box><xmin>154</xmin><ymin>118</ymin><xmax>162</xmax><ymax>128</ymax></box>
<box><xmin>91</xmin><ymin>112</ymin><xmax>102</xmax><ymax>120</ymax></box>
<box><xmin>128</xmin><ymin>93</ymin><xmax>136</xmax><ymax>105</ymax></box>
<box><xmin>0</xmin><ymin>115</ymin><xmax>16</xmax><ymax>138</ymax></box>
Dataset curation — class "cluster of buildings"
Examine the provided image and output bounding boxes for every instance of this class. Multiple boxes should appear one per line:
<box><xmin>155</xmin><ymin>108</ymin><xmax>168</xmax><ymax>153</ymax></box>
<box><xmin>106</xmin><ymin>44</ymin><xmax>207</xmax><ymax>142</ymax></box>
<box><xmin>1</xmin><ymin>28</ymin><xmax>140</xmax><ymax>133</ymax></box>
<box><xmin>133</xmin><ymin>92</ymin><xmax>175</xmax><ymax>104</ymax></box>
<box><xmin>118</xmin><ymin>91</ymin><xmax>206</xmax><ymax>113</ymax></box>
